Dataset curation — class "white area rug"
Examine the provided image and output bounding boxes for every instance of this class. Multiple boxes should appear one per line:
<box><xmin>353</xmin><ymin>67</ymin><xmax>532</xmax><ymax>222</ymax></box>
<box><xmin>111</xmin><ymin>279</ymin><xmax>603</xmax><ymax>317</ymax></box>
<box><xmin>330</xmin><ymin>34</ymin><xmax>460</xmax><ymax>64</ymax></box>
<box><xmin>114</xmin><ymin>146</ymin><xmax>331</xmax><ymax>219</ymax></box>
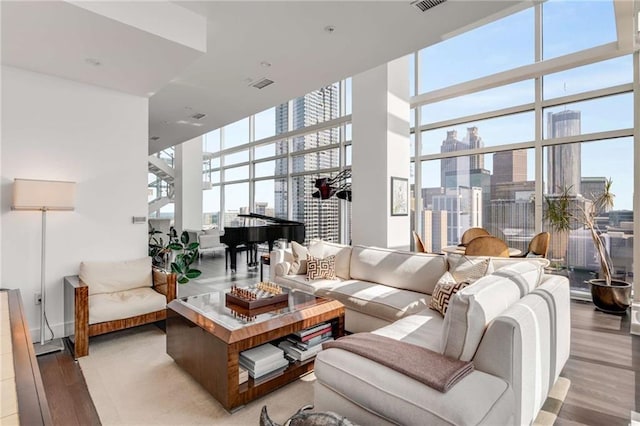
<box><xmin>78</xmin><ymin>325</ymin><xmax>314</xmax><ymax>425</ymax></box>
<box><xmin>79</xmin><ymin>324</ymin><xmax>569</xmax><ymax>425</ymax></box>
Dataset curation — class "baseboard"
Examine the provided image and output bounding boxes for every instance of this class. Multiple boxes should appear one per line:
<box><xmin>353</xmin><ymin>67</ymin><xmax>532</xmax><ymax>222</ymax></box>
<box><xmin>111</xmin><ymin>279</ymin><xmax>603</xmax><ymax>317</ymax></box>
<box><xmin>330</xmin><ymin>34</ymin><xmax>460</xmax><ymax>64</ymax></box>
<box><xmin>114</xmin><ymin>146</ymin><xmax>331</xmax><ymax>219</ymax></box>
<box><xmin>29</xmin><ymin>321</ymin><xmax>67</xmax><ymax>344</ymax></box>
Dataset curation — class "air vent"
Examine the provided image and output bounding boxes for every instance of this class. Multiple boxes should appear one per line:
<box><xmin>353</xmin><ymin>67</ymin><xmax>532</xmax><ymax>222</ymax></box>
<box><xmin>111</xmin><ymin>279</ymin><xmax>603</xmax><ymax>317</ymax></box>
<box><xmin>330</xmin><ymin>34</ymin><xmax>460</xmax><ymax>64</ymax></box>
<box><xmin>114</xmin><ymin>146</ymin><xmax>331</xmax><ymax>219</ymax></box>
<box><xmin>251</xmin><ymin>78</ymin><xmax>274</xmax><ymax>89</ymax></box>
<box><xmin>150</xmin><ymin>136</ymin><xmax>160</xmax><ymax>141</ymax></box>
<box><xmin>190</xmin><ymin>113</ymin><xmax>206</xmax><ymax>120</ymax></box>
<box><xmin>410</xmin><ymin>0</ymin><xmax>446</xmax><ymax>12</ymax></box>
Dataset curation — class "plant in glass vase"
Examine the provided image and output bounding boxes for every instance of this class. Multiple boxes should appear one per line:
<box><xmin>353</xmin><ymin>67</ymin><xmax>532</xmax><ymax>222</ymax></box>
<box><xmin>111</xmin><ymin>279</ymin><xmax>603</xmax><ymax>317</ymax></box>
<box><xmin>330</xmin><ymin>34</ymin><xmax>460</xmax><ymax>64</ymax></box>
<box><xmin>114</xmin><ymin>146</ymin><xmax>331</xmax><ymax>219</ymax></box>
<box><xmin>544</xmin><ymin>178</ymin><xmax>631</xmax><ymax>313</ymax></box>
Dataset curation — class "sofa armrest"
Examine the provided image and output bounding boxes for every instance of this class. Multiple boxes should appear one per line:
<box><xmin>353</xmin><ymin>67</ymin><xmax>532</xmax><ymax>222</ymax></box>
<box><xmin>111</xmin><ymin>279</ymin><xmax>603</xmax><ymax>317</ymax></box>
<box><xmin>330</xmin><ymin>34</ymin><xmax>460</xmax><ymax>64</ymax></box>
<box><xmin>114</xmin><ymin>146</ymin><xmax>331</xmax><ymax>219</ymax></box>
<box><xmin>152</xmin><ymin>268</ymin><xmax>177</xmax><ymax>302</ymax></box>
<box><xmin>270</xmin><ymin>249</ymin><xmax>291</xmax><ymax>280</ymax></box>
<box><xmin>64</xmin><ymin>275</ymin><xmax>89</xmax><ymax>358</ymax></box>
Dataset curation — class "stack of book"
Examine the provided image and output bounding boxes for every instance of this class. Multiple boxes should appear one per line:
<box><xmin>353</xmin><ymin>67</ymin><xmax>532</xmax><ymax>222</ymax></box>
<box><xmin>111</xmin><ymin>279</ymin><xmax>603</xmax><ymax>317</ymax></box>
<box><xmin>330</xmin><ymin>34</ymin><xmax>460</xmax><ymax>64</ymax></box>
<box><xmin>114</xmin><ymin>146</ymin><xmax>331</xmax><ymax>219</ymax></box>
<box><xmin>239</xmin><ymin>343</ymin><xmax>288</xmax><ymax>385</ymax></box>
<box><xmin>278</xmin><ymin>322</ymin><xmax>334</xmax><ymax>362</ymax></box>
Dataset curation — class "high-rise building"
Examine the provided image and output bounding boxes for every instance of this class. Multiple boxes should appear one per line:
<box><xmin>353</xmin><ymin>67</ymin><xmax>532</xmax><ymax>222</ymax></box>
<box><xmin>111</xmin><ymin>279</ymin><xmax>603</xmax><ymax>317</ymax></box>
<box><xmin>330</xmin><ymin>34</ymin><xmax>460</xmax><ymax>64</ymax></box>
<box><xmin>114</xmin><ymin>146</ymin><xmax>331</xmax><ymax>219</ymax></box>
<box><xmin>491</xmin><ymin>150</ymin><xmax>527</xmax><ymax>186</ymax></box>
<box><xmin>440</xmin><ymin>130</ymin><xmax>470</xmax><ymax>188</ymax></box>
<box><xmin>547</xmin><ymin>110</ymin><xmax>581</xmax><ymax>195</ymax></box>
<box><xmin>464</xmin><ymin>126</ymin><xmax>484</xmax><ymax>170</ymax></box>
<box><xmin>275</xmin><ymin>85</ymin><xmax>340</xmax><ymax>243</ymax></box>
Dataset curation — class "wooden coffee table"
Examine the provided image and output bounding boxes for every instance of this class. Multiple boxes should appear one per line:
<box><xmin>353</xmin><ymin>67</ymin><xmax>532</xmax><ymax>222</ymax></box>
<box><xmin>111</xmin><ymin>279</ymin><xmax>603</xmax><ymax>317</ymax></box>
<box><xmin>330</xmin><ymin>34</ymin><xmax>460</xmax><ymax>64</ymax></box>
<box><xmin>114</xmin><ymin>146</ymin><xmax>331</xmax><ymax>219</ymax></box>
<box><xmin>166</xmin><ymin>288</ymin><xmax>344</xmax><ymax>411</ymax></box>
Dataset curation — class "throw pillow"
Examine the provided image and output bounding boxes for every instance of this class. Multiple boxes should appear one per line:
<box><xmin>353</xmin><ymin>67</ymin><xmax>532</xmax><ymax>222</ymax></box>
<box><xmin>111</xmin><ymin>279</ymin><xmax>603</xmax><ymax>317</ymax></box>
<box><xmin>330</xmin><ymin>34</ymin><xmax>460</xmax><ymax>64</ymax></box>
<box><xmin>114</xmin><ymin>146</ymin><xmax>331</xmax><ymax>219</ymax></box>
<box><xmin>307</xmin><ymin>255</ymin><xmax>337</xmax><ymax>280</ymax></box>
<box><xmin>450</xmin><ymin>256</ymin><xmax>492</xmax><ymax>283</ymax></box>
<box><xmin>290</xmin><ymin>241</ymin><xmax>309</xmax><ymax>275</ymax></box>
<box><xmin>429</xmin><ymin>272</ymin><xmax>470</xmax><ymax>316</ymax></box>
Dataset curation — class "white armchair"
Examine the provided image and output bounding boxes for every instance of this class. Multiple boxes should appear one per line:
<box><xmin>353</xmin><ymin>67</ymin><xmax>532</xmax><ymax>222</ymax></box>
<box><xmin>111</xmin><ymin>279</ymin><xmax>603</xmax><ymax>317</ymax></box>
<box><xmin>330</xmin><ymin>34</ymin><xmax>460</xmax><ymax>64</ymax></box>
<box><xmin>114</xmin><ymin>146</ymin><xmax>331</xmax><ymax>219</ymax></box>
<box><xmin>198</xmin><ymin>228</ymin><xmax>226</xmax><ymax>257</ymax></box>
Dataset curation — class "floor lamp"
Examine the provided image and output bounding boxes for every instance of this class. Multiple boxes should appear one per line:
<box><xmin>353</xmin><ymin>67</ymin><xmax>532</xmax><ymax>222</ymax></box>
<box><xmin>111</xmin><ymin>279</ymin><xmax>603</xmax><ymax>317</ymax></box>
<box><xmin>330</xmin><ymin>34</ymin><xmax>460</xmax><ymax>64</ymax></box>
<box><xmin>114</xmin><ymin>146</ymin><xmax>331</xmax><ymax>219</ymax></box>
<box><xmin>12</xmin><ymin>178</ymin><xmax>76</xmax><ymax>356</ymax></box>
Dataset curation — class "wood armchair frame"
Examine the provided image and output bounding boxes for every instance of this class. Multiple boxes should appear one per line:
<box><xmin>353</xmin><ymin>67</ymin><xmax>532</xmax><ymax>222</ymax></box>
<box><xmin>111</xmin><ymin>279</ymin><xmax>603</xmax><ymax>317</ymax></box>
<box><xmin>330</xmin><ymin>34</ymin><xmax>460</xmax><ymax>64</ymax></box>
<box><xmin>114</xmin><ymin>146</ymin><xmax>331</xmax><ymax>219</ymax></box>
<box><xmin>64</xmin><ymin>267</ymin><xmax>177</xmax><ymax>359</ymax></box>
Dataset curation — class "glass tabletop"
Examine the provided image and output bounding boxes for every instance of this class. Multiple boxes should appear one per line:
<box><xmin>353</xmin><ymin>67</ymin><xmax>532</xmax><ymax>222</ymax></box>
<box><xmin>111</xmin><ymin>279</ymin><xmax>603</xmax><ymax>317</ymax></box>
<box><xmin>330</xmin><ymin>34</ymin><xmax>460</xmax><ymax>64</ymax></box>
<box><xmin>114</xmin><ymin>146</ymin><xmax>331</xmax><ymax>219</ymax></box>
<box><xmin>176</xmin><ymin>287</ymin><xmax>325</xmax><ymax>330</ymax></box>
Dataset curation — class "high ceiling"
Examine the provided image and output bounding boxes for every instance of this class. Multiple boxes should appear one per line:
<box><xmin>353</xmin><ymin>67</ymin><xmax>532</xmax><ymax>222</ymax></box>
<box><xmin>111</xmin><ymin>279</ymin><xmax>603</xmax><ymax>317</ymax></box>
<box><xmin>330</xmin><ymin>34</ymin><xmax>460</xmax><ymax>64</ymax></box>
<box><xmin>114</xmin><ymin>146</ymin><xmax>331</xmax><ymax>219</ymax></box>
<box><xmin>1</xmin><ymin>1</ymin><xmax>532</xmax><ymax>154</ymax></box>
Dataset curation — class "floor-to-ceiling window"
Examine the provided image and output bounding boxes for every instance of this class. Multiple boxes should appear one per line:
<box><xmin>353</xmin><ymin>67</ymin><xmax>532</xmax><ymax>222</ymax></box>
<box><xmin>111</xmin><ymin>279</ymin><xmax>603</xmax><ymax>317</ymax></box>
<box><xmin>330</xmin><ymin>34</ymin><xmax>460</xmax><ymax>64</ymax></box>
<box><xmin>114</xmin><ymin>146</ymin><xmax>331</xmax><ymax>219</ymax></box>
<box><xmin>201</xmin><ymin>80</ymin><xmax>352</xmax><ymax>244</ymax></box>
<box><xmin>411</xmin><ymin>0</ymin><xmax>634</xmax><ymax>298</ymax></box>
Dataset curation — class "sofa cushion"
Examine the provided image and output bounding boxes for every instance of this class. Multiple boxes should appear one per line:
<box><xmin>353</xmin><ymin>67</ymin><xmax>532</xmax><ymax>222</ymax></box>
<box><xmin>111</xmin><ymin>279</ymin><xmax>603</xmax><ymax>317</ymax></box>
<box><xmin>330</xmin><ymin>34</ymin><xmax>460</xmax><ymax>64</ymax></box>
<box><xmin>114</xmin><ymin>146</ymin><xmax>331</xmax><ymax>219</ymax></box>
<box><xmin>314</xmin><ymin>349</ymin><xmax>514</xmax><ymax>426</ymax></box>
<box><xmin>441</xmin><ymin>261</ymin><xmax>544</xmax><ymax>361</ymax></box>
<box><xmin>88</xmin><ymin>287</ymin><xmax>166</xmax><ymax>324</ymax></box>
<box><xmin>372</xmin><ymin>310</ymin><xmax>444</xmax><ymax>352</ymax></box>
<box><xmin>349</xmin><ymin>246</ymin><xmax>447</xmax><ymax>295</ymax></box>
<box><xmin>80</xmin><ymin>257</ymin><xmax>153</xmax><ymax>296</ymax></box>
<box><xmin>315</xmin><ymin>281</ymin><xmax>431</xmax><ymax>322</ymax></box>
<box><xmin>307</xmin><ymin>255</ymin><xmax>337</xmax><ymax>280</ymax></box>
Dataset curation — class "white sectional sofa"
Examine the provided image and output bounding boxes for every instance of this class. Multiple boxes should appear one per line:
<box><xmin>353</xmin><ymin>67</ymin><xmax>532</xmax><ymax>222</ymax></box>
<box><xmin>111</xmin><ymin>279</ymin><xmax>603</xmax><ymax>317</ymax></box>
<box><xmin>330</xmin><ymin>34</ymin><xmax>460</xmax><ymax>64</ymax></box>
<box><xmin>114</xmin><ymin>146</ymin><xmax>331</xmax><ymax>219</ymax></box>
<box><xmin>270</xmin><ymin>241</ymin><xmax>570</xmax><ymax>426</ymax></box>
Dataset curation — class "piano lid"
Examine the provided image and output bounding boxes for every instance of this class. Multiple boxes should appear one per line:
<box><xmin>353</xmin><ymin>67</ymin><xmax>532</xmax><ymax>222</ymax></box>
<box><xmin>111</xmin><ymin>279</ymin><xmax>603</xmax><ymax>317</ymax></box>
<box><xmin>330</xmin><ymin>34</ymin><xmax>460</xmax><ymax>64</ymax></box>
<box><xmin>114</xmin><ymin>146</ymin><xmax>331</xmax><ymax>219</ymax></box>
<box><xmin>237</xmin><ymin>212</ymin><xmax>303</xmax><ymax>225</ymax></box>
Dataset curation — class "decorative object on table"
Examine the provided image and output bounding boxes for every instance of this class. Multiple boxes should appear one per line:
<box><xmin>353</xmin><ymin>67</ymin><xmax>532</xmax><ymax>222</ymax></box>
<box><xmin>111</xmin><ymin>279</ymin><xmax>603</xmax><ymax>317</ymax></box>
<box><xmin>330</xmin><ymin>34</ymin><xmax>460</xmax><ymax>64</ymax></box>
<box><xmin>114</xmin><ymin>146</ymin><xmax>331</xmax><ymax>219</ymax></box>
<box><xmin>390</xmin><ymin>176</ymin><xmax>408</xmax><ymax>216</ymax></box>
<box><xmin>225</xmin><ymin>283</ymin><xmax>288</xmax><ymax>309</ymax></box>
<box><xmin>544</xmin><ymin>178</ymin><xmax>630</xmax><ymax>313</ymax></box>
<box><xmin>312</xmin><ymin>169</ymin><xmax>352</xmax><ymax>201</ymax></box>
<box><xmin>12</xmin><ymin>178</ymin><xmax>75</xmax><ymax>356</ymax></box>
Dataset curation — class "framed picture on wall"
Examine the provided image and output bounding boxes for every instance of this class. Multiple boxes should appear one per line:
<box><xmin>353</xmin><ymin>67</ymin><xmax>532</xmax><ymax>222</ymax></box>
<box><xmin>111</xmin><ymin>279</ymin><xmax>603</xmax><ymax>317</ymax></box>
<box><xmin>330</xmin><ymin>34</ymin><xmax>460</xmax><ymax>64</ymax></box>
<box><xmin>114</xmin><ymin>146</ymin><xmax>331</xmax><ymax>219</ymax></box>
<box><xmin>390</xmin><ymin>177</ymin><xmax>408</xmax><ymax>216</ymax></box>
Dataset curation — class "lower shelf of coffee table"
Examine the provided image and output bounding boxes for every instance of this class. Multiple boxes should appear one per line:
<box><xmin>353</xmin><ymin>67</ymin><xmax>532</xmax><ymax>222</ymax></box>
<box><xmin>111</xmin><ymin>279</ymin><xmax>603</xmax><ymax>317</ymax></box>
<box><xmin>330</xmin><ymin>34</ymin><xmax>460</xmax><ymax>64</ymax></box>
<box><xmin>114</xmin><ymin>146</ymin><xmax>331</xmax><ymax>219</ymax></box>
<box><xmin>166</xmin><ymin>299</ymin><xmax>344</xmax><ymax>411</ymax></box>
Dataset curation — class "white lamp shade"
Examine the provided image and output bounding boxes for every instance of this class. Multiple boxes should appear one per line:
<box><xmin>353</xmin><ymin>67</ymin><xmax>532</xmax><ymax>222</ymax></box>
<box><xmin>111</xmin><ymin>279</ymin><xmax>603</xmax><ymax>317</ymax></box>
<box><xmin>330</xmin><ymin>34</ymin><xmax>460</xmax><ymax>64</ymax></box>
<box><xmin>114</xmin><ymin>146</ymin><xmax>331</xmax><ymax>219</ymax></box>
<box><xmin>12</xmin><ymin>178</ymin><xmax>76</xmax><ymax>211</ymax></box>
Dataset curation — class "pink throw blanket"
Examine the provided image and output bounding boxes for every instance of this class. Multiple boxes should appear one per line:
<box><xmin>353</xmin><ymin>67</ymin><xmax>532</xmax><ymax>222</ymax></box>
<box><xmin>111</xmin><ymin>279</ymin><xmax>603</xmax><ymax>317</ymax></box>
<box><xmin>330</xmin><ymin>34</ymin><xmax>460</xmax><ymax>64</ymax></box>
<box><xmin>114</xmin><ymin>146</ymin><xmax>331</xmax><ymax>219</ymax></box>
<box><xmin>323</xmin><ymin>333</ymin><xmax>473</xmax><ymax>393</ymax></box>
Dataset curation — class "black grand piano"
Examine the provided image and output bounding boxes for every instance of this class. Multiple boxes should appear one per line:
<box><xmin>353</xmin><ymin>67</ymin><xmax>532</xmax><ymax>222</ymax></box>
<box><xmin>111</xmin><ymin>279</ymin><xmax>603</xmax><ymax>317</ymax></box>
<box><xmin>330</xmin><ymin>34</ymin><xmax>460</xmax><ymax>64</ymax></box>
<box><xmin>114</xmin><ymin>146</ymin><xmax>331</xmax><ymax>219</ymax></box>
<box><xmin>220</xmin><ymin>213</ymin><xmax>305</xmax><ymax>272</ymax></box>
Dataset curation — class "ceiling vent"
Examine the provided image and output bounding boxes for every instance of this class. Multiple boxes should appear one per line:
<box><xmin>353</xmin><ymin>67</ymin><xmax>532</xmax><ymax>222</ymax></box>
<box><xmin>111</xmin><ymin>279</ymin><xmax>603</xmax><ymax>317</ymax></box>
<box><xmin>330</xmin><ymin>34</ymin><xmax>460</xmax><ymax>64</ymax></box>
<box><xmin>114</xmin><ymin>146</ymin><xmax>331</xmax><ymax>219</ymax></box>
<box><xmin>410</xmin><ymin>0</ymin><xmax>446</xmax><ymax>12</ymax></box>
<box><xmin>190</xmin><ymin>113</ymin><xmax>206</xmax><ymax>120</ymax></box>
<box><xmin>251</xmin><ymin>78</ymin><xmax>274</xmax><ymax>89</ymax></box>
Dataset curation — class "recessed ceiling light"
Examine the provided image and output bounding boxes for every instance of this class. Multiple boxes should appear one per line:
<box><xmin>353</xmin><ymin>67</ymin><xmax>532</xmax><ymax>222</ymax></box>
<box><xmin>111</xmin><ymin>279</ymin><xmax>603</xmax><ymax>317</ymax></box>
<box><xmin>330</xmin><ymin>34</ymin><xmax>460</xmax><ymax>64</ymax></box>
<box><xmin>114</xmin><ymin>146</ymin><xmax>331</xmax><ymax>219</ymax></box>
<box><xmin>84</xmin><ymin>57</ymin><xmax>101</xmax><ymax>66</ymax></box>
<box><xmin>324</xmin><ymin>25</ymin><xmax>336</xmax><ymax>33</ymax></box>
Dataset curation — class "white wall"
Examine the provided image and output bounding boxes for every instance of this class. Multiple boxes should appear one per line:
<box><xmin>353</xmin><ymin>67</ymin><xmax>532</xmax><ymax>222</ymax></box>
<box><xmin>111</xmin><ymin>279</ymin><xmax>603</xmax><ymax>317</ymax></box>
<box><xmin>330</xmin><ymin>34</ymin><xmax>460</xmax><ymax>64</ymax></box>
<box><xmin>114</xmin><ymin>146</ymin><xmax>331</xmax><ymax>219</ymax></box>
<box><xmin>1</xmin><ymin>66</ymin><xmax>149</xmax><ymax>341</ymax></box>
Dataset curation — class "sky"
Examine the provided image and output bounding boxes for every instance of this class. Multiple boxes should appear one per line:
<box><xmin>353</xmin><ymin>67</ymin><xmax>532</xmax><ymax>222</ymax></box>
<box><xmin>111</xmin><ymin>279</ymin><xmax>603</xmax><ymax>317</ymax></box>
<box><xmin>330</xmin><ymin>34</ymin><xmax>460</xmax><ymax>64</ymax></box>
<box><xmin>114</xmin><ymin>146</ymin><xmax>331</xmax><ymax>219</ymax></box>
<box><xmin>190</xmin><ymin>0</ymin><xmax>633</xmax><ymax>216</ymax></box>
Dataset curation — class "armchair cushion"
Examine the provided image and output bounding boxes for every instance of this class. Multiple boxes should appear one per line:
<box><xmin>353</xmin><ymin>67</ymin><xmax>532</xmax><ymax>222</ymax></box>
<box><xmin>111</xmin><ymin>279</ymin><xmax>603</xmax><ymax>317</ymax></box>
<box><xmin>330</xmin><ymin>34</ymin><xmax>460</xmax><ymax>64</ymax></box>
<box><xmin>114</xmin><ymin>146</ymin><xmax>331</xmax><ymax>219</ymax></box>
<box><xmin>88</xmin><ymin>287</ymin><xmax>166</xmax><ymax>324</ymax></box>
<box><xmin>80</xmin><ymin>257</ymin><xmax>152</xmax><ymax>296</ymax></box>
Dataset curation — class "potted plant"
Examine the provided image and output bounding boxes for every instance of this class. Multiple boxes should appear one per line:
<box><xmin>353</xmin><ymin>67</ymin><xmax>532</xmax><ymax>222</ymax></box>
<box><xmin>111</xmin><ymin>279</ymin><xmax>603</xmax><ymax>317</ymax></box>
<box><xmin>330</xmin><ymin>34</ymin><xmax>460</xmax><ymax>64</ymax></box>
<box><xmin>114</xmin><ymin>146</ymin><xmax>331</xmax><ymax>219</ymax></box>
<box><xmin>149</xmin><ymin>227</ymin><xmax>202</xmax><ymax>284</ymax></box>
<box><xmin>544</xmin><ymin>178</ymin><xmax>631</xmax><ymax>314</ymax></box>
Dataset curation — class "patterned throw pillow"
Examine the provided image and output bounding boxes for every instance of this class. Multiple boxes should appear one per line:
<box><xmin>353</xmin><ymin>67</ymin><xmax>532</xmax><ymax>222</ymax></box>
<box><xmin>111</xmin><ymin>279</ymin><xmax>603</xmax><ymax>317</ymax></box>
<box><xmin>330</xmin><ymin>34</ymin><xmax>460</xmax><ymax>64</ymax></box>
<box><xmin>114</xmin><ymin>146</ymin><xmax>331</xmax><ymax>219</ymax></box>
<box><xmin>429</xmin><ymin>257</ymin><xmax>491</xmax><ymax>316</ymax></box>
<box><xmin>307</xmin><ymin>255</ymin><xmax>337</xmax><ymax>280</ymax></box>
<box><xmin>429</xmin><ymin>272</ymin><xmax>470</xmax><ymax>316</ymax></box>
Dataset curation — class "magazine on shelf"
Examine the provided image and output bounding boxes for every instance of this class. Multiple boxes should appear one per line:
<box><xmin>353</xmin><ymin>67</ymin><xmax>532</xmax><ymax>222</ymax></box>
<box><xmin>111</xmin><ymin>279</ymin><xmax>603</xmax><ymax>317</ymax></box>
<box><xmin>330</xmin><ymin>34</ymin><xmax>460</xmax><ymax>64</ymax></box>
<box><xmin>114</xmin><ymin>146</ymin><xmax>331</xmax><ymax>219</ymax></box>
<box><xmin>287</xmin><ymin>332</ymin><xmax>332</xmax><ymax>350</ymax></box>
<box><xmin>293</xmin><ymin>322</ymin><xmax>331</xmax><ymax>339</ymax></box>
<box><xmin>241</xmin><ymin>357</ymin><xmax>289</xmax><ymax>379</ymax></box>
<box><xmin>278</xmin><ymin>338</ymin><xmax>334</xmax><ymax>362</ymax></box>
<box><xmin>252</xmin><ymin>365</ymin><xmax>289</xmax><ymax>386</ymax></box>
<box><xmin>239</xmin><ymin>343</ymin><xmax>284</xmax><ymax>368</ymax></box>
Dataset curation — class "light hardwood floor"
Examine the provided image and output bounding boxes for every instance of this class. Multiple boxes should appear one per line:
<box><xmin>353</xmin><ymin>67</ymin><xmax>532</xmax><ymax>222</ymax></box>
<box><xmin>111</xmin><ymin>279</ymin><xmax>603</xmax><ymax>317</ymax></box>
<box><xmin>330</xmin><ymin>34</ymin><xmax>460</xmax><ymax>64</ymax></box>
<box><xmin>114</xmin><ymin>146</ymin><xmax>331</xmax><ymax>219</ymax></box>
<box><xmin>38</xmin><ymin>254</ymin><xmax>640</xmax><ymax>425</ymax></box>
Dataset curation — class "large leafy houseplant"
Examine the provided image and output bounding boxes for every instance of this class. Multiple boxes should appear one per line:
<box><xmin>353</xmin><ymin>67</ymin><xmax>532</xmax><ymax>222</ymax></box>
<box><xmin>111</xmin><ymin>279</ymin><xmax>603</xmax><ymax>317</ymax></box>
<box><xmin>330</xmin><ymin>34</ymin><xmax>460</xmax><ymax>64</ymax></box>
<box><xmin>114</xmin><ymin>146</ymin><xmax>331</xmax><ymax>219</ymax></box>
<box><xmin>149</xmin><ymin>227</ymin><xmax>202</xmax><ymax>284</ymax></box>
